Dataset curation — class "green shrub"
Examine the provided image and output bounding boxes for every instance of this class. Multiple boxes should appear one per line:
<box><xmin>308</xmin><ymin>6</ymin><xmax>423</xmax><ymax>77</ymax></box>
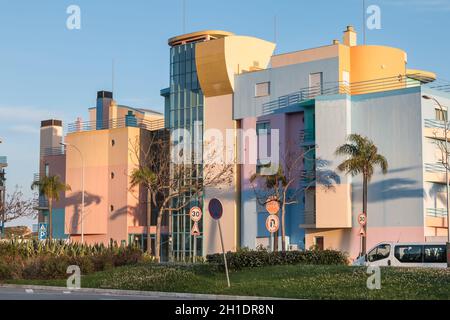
<box><xmin>206</xmin><ymin>248</ymin><xmax>349</xmax><ymax>270</ymax></box>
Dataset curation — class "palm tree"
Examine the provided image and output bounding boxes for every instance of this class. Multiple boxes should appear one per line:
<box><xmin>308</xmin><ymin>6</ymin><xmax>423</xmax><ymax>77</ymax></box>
<box><xmin>31</xmin><ymin>175</ymin><xmax>71</xmax><ymax>241</ymax></box>
<box><xmin>130</xmin><ymin>167</ymin><xmax>157</xmax><ymax>255</ymax></box>
<box><xmin>335</xmin><ymin>134</ymin><xmax>388</xmax><ymax>256</ymax></box>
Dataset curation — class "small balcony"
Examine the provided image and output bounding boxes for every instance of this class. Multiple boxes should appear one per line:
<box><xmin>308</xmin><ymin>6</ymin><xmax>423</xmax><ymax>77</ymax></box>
<box><xmin>426</xmin><ymin>208</ymin><xmax>448</xmax><ymax>218</ymax></box>
<box><xmin>426</xmin><ymin>208</ymin><xmax>448</xmax><ymax>229</ymax></box>
<box><xmin>0</xmin><ymin>156</ymin><xmax>7</xmax><ymax>168</ymax></box>
<box><xmin>299</xmin><ymin>210</ymin><xmax>316</xmax><ymax>228</ymax></box>
<box><xmin>424</xmin><ymin>163</ymin><xmax>448</xmax><ymax>184</ymax></box>
<box><xmin>299</xmin><ymin>129</ymin><xmax>315</xmax><ymax>146</ymax></box>
<box><xmin>424</xmin><ymin>119</ymin><xmax>450</xmax><ymax>141</ymax></box>
<box><xmin>34</xmin><ymin>196</ymin><xmax>49</xmax><ymax>210</ymax></box>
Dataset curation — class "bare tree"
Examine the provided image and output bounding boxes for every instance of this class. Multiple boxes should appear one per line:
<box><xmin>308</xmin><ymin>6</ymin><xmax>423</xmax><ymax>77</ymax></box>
<box><xmin>129</xmin><ymin>131</ymin><xmax>234</xmax><ymax>262</ymax></box>
<box><xmin>250</xmin><ymin>144</ymin><xmax>339</xmax><ymax>252</ymax></box>
<box><xmin>0</xmin><ymin>186</ymin><xmax>38</xmax><ymax>225</ymax></box>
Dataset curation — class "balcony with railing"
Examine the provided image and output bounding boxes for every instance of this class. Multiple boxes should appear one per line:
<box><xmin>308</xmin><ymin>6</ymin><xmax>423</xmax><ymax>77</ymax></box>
<box><xmin>0</xmin><ymin>156</ymin><xmax>7</xmax><ymax>168</ymax></box>
<box><xmin>261</xmin><ymin>75</ymin><xmax>450</xmax><ymax>116</ymax></box>
<box><xmin>426</xmin><ymin>208</ymin><xmax>448</xmax><ymax>229</ymax></box>
<box><xmin>299</xmin><ymin>129</ymin><xmax>315</xmax><ymax>146</ymax></box>
<box><xmin>424</xmin><ymin>163</ymin><xmax>448</xmax><ymax>183</ymax></box>
<box><xmin>424</xmin><ymin>119</ymin><xmax>450</xmax><ymax>141</ymax></box>
<box><xmin>300</xmin><ymin>210</ymin><xmax>316</xmax><ymax>227</ymax></box>
<box><xmin>67</xmin><ymin>116</ymin><xmax>165</xmax><ymax>133</ymax></box>
<box><xmin>40</xmin><ymin>147</ymin><xmax>65</xmax><ymax>157</ymax></box>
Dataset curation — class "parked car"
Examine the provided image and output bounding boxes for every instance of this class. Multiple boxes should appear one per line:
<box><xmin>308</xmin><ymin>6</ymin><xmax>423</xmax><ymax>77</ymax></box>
<box><xmin>353</xmin><ymin>242</ymin><xmax>448</xmax><ymax>268</ymax></box>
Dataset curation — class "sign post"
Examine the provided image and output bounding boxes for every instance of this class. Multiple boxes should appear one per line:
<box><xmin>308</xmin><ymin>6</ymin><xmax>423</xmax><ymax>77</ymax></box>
<box><xmin>358</xmin><ymin>213</ymin><xmax>367</xmax><ymax>258</ymax></box>
<box><xmin>266</xmin><ymin>197</ymin><xmax>280</xmax><ymax>251</ymax></box>
<box><xmin>208</xmin><ymin>198</ymin><xmax>230</xmax><ymax>288</ymax></box>
<box><xmin>189</xmin><ymin>206</ymin><xmax>202</xmax><ymax>263</ymax></box>
<box><xmin>38</xmin><ymin>223</ymin><xmax>48</xmax><ymax>241</ymax></box>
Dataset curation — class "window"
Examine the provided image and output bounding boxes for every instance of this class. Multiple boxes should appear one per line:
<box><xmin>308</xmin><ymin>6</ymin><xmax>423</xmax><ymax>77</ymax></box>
<box><xmin>110</xmin><ymin>205</ymin><xmax>114</xmax><ymax>212</ymax></box>
<box><xmin>111</xmin><ymin>172</ymin><xmax>115</xmax><ymax>180</ymax></box>
<box><xmin>256</xmin><ymin>122</ymin><xmax>271</xmax><ymax>135</ymax></box>
<box><xmin>111</xmin><ymin>139</ymin><xmax>115</xmax><ymax>146</ymax></box>
<box><xmin>435</xmin><ymin>109</ymin><xmax>448</xmax><ymax>121</ymax></box>
<box><xmin>394</xmin><ymin>245</ymin><xmax>423</xmax><ymax>263</ymax></box>
<box><xmin>315</xmin><ymin>237</ymin><xmax>324</xmax><ymax>251</ymax></box>
<box><xmin>44</xmin><ymin>163</ymin><xmax>50</xmax><ymax>177</ymax></box>
<box><xmin>309</xmin><ymin>72</ymin><xmax>323</xmax><ymax>98</ymax></box>
<box><xmin>255</xmin><ymin>82</ymin><xmax>270</xmax><ymax>97</ymax></box>
<box><xmin>367</xmin><ymin>244</ymin><xmax>391</xmax><ymax>262</ymax></box>
<box><xmin>424</xmin><ymin>245</ymin><xmax>447</xmax><ymax>263</ymax></box>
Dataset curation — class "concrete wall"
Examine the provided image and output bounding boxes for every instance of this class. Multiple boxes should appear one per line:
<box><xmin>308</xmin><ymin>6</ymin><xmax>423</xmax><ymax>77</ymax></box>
<box><xmin>203</xmin><ymin>94</ymin><xmax>238</xmax><ymax>255</ymax></box>
<box><xmin>234</xmin><ymin>58</ymin><xmax>340</xmax><ymax>119</ymax></box>
<box><xmin>65</xmin><ymin>126</ymin><xmax>145</xmax><ymax>245</ymax></box>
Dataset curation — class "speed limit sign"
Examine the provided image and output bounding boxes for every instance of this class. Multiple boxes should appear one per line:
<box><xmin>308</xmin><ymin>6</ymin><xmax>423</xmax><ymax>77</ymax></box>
<box><xmin>189</xmin><ymin>206</ymin><xmax>203</xmax><ymax>222</ymax></box>
<box><xmin>358</xmin><ymin>213</ymin><xmax>367</xmax><ymax>226</ymax></box>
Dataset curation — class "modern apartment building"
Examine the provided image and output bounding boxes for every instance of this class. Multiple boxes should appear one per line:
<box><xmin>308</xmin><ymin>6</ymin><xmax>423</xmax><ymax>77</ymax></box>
<box><xmin>161</xmin><ymin>26</ymin><xmax>450</xmax><ymax>260</ymax></box>
<box><xmin>37</xmin><ymin>92</ymin><xmax>165</xmax><ymax>246</ymax></box>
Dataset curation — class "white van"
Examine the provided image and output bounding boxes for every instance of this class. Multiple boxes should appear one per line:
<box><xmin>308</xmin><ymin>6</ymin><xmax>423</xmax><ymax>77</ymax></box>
<box><xmin>353</xmin><ymin>242</ymin><xmax>448</xmax><ymax>268</ymax></box>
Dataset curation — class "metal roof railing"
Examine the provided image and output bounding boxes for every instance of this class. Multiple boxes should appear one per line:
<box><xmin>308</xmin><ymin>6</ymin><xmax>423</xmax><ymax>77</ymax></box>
<box><xmin>262</xmin><ymin>75</ymin><xmax>450</xmax><ymax>115</ymax></box>
<box><xmin>67</xmin><ymin>117</ymin><xmax>165</xmax><ymax>133</ymax></box>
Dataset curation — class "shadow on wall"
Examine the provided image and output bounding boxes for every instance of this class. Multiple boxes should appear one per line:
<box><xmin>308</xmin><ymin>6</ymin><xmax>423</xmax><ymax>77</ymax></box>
<box><xmin>353</xmin><ymin>177</ymin><xmax>425</xmax><ymax>202</ymax></box>
<box><xmin>110</xmin><ymin>205</ymin><xmax>139</xmax><ymax>223</ymax></box>
<box><xmin>428</xmin><ymin>183</ymin><xmax>446</xmax><ymax>206</ymax></box>
<box><xmin>65</xmin><ymin>191</ymin><xmax>102</xmax><ymax>232</ymax></box>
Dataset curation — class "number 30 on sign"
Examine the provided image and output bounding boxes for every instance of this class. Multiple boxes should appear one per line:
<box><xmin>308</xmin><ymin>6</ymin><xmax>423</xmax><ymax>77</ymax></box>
<box><xmin>189</xmin><ymin>206</ymin><xmax>202</xmax><ymax>222</ymax></box>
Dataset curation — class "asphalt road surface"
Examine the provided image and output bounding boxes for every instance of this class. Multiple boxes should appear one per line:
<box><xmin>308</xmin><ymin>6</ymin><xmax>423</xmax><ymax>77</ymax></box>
<box><xmin>0</xmin><ymin>287</ymin><xmax>186</xmax><ymax>300</ymax></box>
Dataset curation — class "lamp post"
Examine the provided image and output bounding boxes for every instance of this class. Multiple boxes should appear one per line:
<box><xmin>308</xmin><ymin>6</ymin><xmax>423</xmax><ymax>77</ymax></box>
<box><xmin>61</xmin><ymin>142</ymin><xmax>85</xmax><ymax>244</ymax></box>
<box><xmin>423</xmin><ymin>95</ymin><xmax>450</xmax><ymax>259</ymax></box>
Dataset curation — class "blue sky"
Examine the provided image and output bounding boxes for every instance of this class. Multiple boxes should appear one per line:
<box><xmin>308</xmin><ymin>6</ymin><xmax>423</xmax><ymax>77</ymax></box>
<box><xmin>1</xmin><ymin>0</ymin><xmax>450</xmax><ymax>226</ymax></box>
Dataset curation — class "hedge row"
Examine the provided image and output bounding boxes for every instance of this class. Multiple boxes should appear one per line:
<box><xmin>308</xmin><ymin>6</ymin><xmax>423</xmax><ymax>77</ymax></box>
<box><xmin>206</xmin><ymin>249</ymin><xmax>349</xmax><ymax>270</ymax></box>
<box><xmin>0</xmin><ymin>241</ymin><xmax>149</xmax><ymax>280</ymax></box>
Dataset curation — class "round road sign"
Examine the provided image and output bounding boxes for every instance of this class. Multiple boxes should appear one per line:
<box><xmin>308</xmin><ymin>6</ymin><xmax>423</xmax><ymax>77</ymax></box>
<box><xmin>189</xmin><ymin>206</ymin><xmax>202</xmax><ymax>222</ymax></box>
<box><xmin>208</xmin><ymin>198</ymin><xmax>223</xmax><ymax>220</ymax></box>
<box><xmin>358</xmin><ymin>213</ymin><xmax>367</xmax><ymax>226</ymax></box>
<box><xmin>266</xmin><ymin>197</ymin><xmax>280</xmax><ymax>215</ymax></box>
<box><xmin>266</xmin><ymin>215</ymin><xmax>280</xmax><ymax>233</ymax></box>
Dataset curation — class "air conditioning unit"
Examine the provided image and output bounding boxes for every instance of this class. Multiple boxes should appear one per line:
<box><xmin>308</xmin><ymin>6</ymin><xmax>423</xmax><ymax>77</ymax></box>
<box><xmin>289</xmin><ymin>244</ymin><xmax>298</xmax><ymax>251</ymax></box>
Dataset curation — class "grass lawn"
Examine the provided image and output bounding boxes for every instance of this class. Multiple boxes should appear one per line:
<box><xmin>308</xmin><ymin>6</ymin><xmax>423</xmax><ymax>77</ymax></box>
<box><xmin>5</xmin><ymin>264</ymin><xmax>450</xmax><ymax>300</ymax></box>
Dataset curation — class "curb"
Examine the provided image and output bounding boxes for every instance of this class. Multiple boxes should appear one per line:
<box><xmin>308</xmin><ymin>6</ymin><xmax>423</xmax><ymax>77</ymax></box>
<box><xmin>0</xmin><ymin>284</ymin><xmax>289</xmax><ymax>300</ymax></box>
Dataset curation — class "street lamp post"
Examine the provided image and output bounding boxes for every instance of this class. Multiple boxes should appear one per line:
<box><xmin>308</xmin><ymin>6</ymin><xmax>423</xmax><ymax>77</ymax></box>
<box><xmin>423</xmin><ymin>95</ymin><xmax>450</xmax><ymax>264</ymax></box>
<box><xmin>61</xmin><ymin>142</ymin><xmax>85</xmax><ymax>244</ymax></box>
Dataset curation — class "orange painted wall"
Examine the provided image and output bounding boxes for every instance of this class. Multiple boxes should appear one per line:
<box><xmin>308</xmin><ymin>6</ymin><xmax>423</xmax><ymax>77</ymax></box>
<box><xmin>64</xmin><ymin>126</ymin><xmax>145</xmax><ymax>245</ymax></box>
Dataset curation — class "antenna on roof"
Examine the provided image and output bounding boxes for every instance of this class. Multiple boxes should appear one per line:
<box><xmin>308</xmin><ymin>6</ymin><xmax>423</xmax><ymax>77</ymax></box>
<box><xmin>182</xmin><ymin>0</ymin><xmax>186</xmax><ymax>34</ymax></box>
<box><xmin>362</xmin><ymin>0</ymin><xmax>366</xmax><ymax>44</ymax></box>
<box><xmin>274</xmin><ymin>15</ymin><xmax>277</xmax><ymax>53</ymax></box>
<box><xmin>112</xmin><ymin>58</ymin><xmax>115</xmax><ymax>94</ymax></box>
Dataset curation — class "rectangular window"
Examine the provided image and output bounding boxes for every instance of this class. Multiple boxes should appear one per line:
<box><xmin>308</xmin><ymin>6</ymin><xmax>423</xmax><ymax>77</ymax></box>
<box><xmin>255</xmin><ymin>82</ymin><xmax>270</xmax><ymax>97</ymax></box>
<box><xmin>423</xmin><ymin>245</ymin><xmax>447</xmax><ymax>263</ymax></box>
<box><xmin>309</xmin><ymin>72</ymin><xmax>323</xmax><ymax>98</ymax></box>
<box><xmin>394</xmin><ymin>245</ymin><xmax>423</xmax><ymax>263</ymax></box>
<box><xmin>435</xmin><ymin>109</ymin><xmax>448</xmax><ymax>121</ymax></box>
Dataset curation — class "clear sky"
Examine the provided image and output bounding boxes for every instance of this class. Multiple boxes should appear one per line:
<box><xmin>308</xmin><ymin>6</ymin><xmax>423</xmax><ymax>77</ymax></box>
<box><xmin>1</xmin><ymin>0</ymin><xmax>450</xmax><ymax>227</ymax></box>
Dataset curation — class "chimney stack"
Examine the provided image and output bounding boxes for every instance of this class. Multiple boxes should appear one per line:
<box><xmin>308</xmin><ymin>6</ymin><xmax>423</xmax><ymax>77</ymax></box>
<box><xmin>343</xmin><ymin>25</ymin><xmax>357</xmax><ymax>47</ymax></box>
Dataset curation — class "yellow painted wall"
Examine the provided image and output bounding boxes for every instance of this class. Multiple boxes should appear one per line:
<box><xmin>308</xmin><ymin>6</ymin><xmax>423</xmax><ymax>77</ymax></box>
<box><xmin>196</xmin><ymin>35</ymin><xmax>275</xmax><ymax>97</ymax></box>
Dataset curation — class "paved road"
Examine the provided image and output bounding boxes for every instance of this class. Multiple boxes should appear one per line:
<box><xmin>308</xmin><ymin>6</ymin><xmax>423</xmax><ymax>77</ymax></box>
<box><xmin>0</xmin><ymin>287</ymin><xmax>185</xmax><ymax>300</ymax></box>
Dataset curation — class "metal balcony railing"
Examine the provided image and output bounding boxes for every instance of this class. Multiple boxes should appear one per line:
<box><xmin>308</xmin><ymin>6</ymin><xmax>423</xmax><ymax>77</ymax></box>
<box><xmin>301</xmin><ymin>210</ymin><xmax>316</xmax><ymax>225</ymax></box>
<box><xmin>40</xmin><ymin>147</ymin><xmax>65</xmax><ymax>157</ymax></box>
<box><xmin>300</xmin><ymin>169</ymin><xmax>316</xmax><ymax>186</ymax></box>
<box><xmin>424</xmin><ymin>163</ymin><xmax>447</xmax><ymax>173</ymax></box>
<box><xmin>426</xmin><ymin>208</ymin><xmax>448</xmax><ymax>218</ymax></box>
<box><xmin>67</xmin><ymin>117</ymin><xmax>165</xmax><ymax>133</ymax></box>
<box><xmin>0</xmin><ymin>156</ymin><xmax>7</xmax><ymax>167</ymax></box>
<box><xmin>261</xmin><ymin>75</ymin><xmax>450</xmax><ymax>115</ymax></box>
<box><xmin>299</xmin><ymin>129</ymin><xmax>315</xmax><ymax>145</ymax></box>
